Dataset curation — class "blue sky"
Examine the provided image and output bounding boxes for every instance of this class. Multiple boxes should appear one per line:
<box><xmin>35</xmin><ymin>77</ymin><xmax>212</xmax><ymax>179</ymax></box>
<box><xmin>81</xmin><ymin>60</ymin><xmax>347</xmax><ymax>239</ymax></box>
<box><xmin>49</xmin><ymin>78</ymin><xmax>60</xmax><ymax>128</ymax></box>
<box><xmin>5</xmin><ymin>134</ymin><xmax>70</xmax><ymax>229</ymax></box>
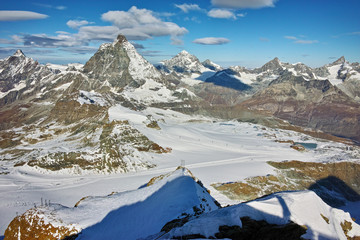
<box><xmin>0</xmin><ymin>0</ymin><xmax>359</xmax><ymax>68</ymax></box>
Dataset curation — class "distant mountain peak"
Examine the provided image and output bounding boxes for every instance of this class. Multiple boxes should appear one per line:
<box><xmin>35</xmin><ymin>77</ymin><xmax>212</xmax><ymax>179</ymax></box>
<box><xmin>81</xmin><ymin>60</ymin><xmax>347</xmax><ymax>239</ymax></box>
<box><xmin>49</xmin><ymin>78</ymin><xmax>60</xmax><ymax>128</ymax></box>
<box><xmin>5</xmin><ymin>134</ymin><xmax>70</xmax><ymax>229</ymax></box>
<box><xmin>13</xmin><ymin>49</ymin><xmax>25</xmax><ymax>57</ymax></box>
<box><xmin>331</xmin><ymin>56</ymin><xmax>346</xmax><ymax>65</ymax></box>
<box><xmin>271</xmin><ymin>57</ymin><xmax>280</xmax><ymax>63</ymax></box>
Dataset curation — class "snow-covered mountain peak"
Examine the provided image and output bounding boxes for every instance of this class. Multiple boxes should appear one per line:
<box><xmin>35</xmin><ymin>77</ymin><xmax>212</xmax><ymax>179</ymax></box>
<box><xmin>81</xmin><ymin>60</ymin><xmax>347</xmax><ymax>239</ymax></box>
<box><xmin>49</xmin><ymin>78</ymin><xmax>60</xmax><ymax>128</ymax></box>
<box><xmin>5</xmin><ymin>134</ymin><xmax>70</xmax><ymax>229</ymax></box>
<box><xmin>159</xmin><ymin>50</ymin><xmax>208</xmax><ymax>75</ymax></box>
<box><xmin>13</xmin><ymin>49</ymin><xmax>25</xmax><ymax>58</ymax></box>
<box><xmin>83</xmin><ymin>35</ymin><xmax>162</xmax><ymax>88</ymax></box>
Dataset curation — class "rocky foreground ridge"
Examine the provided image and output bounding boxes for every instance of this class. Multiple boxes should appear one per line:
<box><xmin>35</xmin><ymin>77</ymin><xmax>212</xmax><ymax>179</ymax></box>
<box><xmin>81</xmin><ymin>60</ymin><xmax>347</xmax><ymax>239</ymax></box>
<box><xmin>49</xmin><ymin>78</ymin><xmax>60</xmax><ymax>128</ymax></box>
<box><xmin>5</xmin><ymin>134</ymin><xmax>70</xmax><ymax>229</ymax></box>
<box><xmin>4</xmin><ymin>167</ymin><xmax>360</xmax><ymax>240</ymax></box>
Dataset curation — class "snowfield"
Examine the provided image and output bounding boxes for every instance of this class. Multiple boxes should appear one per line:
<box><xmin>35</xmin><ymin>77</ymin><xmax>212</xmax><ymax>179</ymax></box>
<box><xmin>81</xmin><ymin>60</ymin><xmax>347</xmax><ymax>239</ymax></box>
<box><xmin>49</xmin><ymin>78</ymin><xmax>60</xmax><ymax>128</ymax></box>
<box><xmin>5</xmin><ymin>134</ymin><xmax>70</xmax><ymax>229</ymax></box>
<box><xmin>0</xmin><ymin>106</ymin><xmax>359</xmax><ymax>237</ymax></box>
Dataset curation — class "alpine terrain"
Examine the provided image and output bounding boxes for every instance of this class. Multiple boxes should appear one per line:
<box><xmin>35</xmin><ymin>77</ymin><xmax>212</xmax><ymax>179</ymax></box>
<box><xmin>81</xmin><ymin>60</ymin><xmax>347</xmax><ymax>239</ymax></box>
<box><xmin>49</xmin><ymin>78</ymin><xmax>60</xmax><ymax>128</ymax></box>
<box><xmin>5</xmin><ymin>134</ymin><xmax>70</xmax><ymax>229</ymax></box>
<box><xmin>1</xmin><ymin>35</ymin><xmax>360</xmax><ymax>239</ymax></box>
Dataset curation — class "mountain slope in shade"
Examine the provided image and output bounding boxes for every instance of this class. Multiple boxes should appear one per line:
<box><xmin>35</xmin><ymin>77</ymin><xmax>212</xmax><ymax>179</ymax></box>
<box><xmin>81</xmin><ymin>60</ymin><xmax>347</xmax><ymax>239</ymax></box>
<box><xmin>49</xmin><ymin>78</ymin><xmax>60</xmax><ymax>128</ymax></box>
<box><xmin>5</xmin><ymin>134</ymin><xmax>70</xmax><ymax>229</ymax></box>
<box><xmin>164</xmin><ymin>190</ymin><xmax>360</xmax><ymax>240</ymax></box>
<box><xmin>4</xmin><ymin>167</ymin><xmax>219</xmax><ymax>240</ymax></box>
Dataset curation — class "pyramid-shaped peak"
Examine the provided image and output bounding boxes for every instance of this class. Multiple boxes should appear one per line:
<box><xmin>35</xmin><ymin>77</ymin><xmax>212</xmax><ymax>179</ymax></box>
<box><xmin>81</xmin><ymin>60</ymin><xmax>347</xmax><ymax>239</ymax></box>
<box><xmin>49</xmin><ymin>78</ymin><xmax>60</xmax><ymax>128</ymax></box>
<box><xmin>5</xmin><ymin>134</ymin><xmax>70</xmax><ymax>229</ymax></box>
<box><xmin>179</xmin><ymin>50</ymin><xmax>191</xmax><ymax>55</ymax></box>
<box><xmin>271</xmin><ymin>57</ymin><xmax>280</xmax><ymax>63</ymax></box>
<box><xmin>332</xmin><ymin>56</ymin><xmax>346</xmax><ymax>65</ymax></box>
<box><xmin>14</xmin><ymin>49</ymin><xmax>25</xmax><ymax>57</ymax></box>
<box><xmin>116</xmin><ymin>34</ymin><xmax>128</xmax><ymax>44</ymax></box>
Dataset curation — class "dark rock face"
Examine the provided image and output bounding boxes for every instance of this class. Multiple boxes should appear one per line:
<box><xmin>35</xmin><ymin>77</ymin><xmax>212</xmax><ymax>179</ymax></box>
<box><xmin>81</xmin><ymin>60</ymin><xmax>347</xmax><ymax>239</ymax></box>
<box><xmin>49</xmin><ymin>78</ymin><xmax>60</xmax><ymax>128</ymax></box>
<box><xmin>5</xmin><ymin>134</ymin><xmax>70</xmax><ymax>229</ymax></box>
<box><xmin>214</xmin><ymin>217</ymin><xmax>307</xmax><ymax>240</ymax></box>
<box><xmin>173</xmin><ymin>217</ymin><xmax>307</xmax><ymax>240</ymax></box>
<box><xmin>82</xmin><ymin>39</ymin><xmax>133</xmax><ymax>88</ymax></box>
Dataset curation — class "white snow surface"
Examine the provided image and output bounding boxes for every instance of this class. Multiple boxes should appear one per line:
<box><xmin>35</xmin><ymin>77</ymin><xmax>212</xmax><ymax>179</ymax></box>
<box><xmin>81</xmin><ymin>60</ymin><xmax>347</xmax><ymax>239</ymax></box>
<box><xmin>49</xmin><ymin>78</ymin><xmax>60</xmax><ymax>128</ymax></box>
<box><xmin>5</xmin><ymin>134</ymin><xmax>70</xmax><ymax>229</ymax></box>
<box><xmin>165</xmin><ymin>190</ymin><xmax>360</xmax><ymax>240</ymax></box>
<box><xmin>0</xmin><ymin>106</ymin><xmax>360</xmax><ymax>236</ymax></box>
<box><xmin>122</xmin><ymin>41</ymin><xmax>162</xmax><ymax>81</ymax></box>
<box><xmin>18</xmin><ymin>168</ymin><xmax>218</xmax><ymax>240</ymax></box>
<box><xmin>122</xmin><ymin>78</ymin><xmax>178</xmax><ymax>104</ymax></box>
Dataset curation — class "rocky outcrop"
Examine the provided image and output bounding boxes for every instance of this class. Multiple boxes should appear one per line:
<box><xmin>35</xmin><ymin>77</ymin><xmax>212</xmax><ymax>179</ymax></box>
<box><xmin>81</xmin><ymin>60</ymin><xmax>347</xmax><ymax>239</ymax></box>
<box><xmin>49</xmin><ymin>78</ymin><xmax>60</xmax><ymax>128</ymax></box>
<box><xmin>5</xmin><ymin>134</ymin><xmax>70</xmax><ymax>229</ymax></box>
<box><xmin>4</xmin><ymin>207</ymin><xmax>79</xmax><ymax>240</ymax></box>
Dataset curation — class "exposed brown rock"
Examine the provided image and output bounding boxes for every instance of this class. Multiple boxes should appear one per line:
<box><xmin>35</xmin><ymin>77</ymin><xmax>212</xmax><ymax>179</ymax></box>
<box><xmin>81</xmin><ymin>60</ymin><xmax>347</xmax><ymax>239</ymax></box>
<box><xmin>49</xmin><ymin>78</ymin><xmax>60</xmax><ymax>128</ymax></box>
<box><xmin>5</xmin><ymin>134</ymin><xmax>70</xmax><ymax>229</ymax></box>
<box><xmin>4</xmin><ymin>208</ymin><xmax>78</xmax><ymax>240</ymax></box>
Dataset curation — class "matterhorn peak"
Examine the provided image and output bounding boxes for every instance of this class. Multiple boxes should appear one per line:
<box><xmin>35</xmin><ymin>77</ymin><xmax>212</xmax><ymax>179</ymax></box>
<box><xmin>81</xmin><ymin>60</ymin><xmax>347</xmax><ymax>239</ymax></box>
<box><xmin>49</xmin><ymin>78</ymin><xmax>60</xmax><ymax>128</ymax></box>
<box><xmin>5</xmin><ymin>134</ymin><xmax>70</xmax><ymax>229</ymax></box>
<box><xmin>115</xmin><ymin>34</ymin><xmax>128</xmax><ymax>44</ymax></box>
<box><xmin>13</xmin><ymin>49</ymin><xmax>25</xmax><ymax>57</ymax></box>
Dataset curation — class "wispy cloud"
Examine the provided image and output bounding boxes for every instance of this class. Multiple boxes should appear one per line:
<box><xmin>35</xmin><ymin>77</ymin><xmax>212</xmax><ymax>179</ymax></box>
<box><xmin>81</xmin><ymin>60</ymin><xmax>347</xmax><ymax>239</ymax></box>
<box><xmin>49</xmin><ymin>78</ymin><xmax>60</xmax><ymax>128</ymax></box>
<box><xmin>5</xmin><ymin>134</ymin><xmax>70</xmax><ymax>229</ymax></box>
<box><xmin>208</xmin><ymin>9</ymin><xmax>236</xmax><ymax>19</ymax></box>
<box><xmin>211</xmin><ymin>0</ymin><xmax>278</xmax><ymax>9</ymax></box>
<box><xmin>259</xmin><ymin>37</ymin><xmax>270</xmax><ymax>42</ymax></box>
<box><xmin>0</xmin><ymin>11</ymin><xmax>48</xmax><ymax>21</ymax></box>
<box><xmin>193</xmin><ymin>37</ymin><xmax>230</xmax><ymax>45</ymax></box>
<box><xmin>294</xmin><ymin>39</ymin><xmax>318</xmax><ymax>44</ymax></box>
<box><xmin>284</xmin><ymin>35</ymin><xmax>318</xmax><ymax>44</ymax></box>
<box><xmin>332</xmin><ymin>31</ymin><xmax>360</xmax><ymax>38</ymax></box>
<box><xmin>174</xmin><ymin>4</ymin><xmax>202</xmax><ymax>13</ymax></box>
<box><xmin>33</xmin><ymin>3</ymin><xmax>66</xmax><ymax>10</ymax></box>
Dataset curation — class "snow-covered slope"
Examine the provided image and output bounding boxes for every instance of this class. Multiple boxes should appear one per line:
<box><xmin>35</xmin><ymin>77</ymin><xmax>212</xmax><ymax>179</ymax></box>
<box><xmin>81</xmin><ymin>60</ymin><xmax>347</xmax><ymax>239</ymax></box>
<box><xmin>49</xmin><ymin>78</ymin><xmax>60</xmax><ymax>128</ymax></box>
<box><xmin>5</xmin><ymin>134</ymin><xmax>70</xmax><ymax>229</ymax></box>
<box><xmin>164</xmin><ymin>190</ymin><xmax>360</xmax><ymax>240</ymax></box>
<box><xmin>4</xmin><ymin>167</ymin><xmax>219</xmax><ymax>240</ymax></box>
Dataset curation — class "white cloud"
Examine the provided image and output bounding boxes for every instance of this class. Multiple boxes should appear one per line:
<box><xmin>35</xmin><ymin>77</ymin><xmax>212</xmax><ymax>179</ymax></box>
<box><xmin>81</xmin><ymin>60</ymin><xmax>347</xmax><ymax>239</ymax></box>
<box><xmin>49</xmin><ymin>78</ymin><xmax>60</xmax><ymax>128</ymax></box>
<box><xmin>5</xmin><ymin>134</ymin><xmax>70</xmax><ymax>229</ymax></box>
<box><xmin>284</xmin><ymin>36</ymin><xmax>318</xmax><ymax>44</ymax></box>
<box><xmin>193</xmin><ymin>37</ymin><xmax>230</xmax><ymax>45</ymax></box>
<box><xmin>212</xmin><ymin>0</ymin><xmax>277</xmax><ymax>9</ymax></box>
<box><xmin>56</xmin><ymin>6</ymin><xmax>67</xmax><ymax>10</ymax></box>
<box><xmin>67</xmin><ymin>20</ymin><xmax>90</xmax><ymax>29</ymax></box>
<box><xmin>77</xmin><ymin>26</ymin><xmax>121</xmax><ymax>42</ymax></box>
<box><xmin>237</xmin><ymin>13</ymin><xmax>247</xmax><ymax>17</ymax></box>
<box><xmin>0</xmin><ymin>11</ymin><xmax>48</xmax><ymax>21</ymax></box>
<box><xmin>208</xmin><ymin>9</ymin><xmax>236</xmax><ymax>19</ymax></box>
<box><xmin>101</xmin><ymin>6</ymin><xmax>188</xmax><ymax>43</ymax></box>
<box><xmin>175</xmin><ymin>4</ymin><xmax>202</xmax><ymax>13</ymax></box>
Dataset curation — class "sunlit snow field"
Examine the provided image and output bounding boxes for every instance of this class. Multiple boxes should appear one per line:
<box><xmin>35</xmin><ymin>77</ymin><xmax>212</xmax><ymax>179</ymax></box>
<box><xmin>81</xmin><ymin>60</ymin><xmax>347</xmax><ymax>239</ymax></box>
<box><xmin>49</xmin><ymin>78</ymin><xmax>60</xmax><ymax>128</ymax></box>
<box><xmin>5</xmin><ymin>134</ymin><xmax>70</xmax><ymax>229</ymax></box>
<box><xmin>0</xmin><ymin>106</ymin><xmax>357</xmax><ymax>235</ymax></box>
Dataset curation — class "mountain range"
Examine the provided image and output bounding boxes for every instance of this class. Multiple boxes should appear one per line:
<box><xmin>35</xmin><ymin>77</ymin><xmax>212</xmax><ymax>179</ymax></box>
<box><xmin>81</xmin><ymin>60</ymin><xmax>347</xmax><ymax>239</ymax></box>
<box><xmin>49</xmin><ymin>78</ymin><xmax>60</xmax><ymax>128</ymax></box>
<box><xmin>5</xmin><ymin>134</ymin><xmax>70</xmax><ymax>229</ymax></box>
<box><xmin>1</xmin><ymin>34</ymin><xmax>360</xmax><ymax>239</ymax></box>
